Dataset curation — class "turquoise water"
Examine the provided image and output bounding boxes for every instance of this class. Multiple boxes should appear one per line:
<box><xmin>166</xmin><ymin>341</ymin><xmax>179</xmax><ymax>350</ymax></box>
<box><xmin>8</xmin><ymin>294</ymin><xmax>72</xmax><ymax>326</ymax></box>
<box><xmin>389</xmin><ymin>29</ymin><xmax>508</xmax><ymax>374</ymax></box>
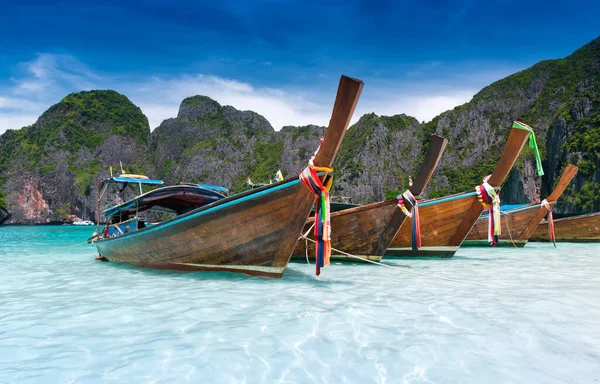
<box><xmin>1</xmin><ymin>226</ymin><xmax>599</xmax><ymax>383</ymax></box>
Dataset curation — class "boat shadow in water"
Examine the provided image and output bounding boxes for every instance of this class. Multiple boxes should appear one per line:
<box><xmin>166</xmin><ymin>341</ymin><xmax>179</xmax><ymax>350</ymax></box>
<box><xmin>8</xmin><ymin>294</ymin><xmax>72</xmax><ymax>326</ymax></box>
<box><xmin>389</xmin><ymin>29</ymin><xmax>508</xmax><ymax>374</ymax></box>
<box><xmin>92</xmin><ymin>256</ymin><xmax>356</xmax><ymax>285</ymax></box>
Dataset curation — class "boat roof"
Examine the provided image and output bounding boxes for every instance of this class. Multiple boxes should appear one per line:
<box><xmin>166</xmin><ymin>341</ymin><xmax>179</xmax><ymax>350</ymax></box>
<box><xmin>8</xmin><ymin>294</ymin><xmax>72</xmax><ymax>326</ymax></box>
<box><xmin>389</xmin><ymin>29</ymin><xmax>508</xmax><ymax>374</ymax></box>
<box><xmin>101</xmin><ymin>176</ymin><xmax>164</xmax><ymax>186</ymax></box>
<box><xmin>180</xmin><ymin>183</ymin><xmax>229</xmax><ymax>193</ymax></box>
<box><xmin>103</xmin><ymin>184</ymin><xmax>225</xmax><ymax>219</ymax></box>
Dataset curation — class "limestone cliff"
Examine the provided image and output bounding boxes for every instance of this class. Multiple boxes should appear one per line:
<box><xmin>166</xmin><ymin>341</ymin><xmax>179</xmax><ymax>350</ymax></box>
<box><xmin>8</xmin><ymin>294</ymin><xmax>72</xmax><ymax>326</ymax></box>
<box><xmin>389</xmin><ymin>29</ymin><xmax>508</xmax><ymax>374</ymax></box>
<box><xmin>0</xmin><ymin>90</ymin><xmax>152</xmax><ymax>224</ymax></box>
<box><xmin>151</xmin><ymin>96</ymin><xmax>325</xmax><ymax>192</ymax></box>
<box><xmin>1</xmin><ymin>36</ymin><xmax>599</xmax><ymax>224</ymax></box>
<box><xmin>416</xmin><ymin>35</ymin><xmax>600</xmax><ymax>214</ymax></box>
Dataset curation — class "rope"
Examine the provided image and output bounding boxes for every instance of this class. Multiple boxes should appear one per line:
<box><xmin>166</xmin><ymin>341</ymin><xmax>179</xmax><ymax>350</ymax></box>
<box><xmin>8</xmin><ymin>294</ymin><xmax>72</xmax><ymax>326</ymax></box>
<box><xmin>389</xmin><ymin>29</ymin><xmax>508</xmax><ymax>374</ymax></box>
<box><xmin>501</xmin><ymin>210</ymin><xmax>520</xmax><ymax>248</ymax></box>
<box><xmin>303</xmin><ymin>223</ymin><xmax>315</xmax><ymax>265</ymax></box>
<box><xmin>298</xmin><ymin>235</ymin><xmax>491</xmax><ymax>288</ymax></box>
<box><xmin>43</xmin><ymin>239</ymin><xmax>91</xmax><ymax>252</ymax></box>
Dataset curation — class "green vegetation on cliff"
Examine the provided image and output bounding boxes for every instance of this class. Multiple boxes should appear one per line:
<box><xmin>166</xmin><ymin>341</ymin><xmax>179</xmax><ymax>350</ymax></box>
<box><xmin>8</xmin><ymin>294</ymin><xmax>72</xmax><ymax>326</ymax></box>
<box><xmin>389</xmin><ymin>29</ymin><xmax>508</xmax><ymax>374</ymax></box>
<box><xmin>0</xmin><ymin>90</ymin><xmax>150</xmax><ymax>172</ymax></box>
<box><xmin>56</xmin><ymin>90</ymin><xmax>150</xmax><ymax>146</ymax></box>
<box><xmin>1</xmin><ymin>37</ymin><xmax>599</xmax><ymax>223</ymax></box>
<box><xmin>420</xmin><ymin>36</ymin><xmax>600</xmax><ymax>210</ymax></box>
<box><xmin>0</xmin><ymin>190</ymin><xmax>6</xmax><ymax>210</ymax></box>
<box><xmin>0</xmin><ymin>90</ymin><xmax>153</xmax><ymax>224</ymax></box>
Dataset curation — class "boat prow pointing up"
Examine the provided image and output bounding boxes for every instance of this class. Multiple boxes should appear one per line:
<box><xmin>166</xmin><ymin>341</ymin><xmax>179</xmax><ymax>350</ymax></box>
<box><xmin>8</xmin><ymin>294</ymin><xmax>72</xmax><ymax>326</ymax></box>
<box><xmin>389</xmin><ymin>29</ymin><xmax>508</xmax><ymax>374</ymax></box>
<box><xmin>92</xmin><ymin>75</ymin><xmax>364</xmax><ymax>278</ymax></box>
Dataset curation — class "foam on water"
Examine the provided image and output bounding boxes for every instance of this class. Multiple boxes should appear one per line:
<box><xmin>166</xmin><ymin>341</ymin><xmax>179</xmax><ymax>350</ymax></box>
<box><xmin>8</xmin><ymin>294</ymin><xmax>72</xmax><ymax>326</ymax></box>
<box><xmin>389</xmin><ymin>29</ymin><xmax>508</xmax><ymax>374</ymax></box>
<box><xmin>1</xmin><ymin>226</ymin><xmax>599</xmax><ymax>383</ymax></box>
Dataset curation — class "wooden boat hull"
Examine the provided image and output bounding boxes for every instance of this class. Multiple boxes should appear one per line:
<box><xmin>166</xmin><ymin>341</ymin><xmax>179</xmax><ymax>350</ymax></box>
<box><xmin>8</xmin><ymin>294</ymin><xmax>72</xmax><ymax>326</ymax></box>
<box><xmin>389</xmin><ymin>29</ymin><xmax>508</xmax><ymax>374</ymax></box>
<box><xmin>461</xmin><ymin>239</ymin><xmax>527</xmax><ymax>247</ymax></box>
<box><xmin>463</xmin><ymin>205</ymin><xmax>541</xmax><ymax>246</ymax></box>
<box><xmin>95</xmin><ymin>179</ymin><xmax>314</xmax><ymax>278</ymax></box>
<box><xmin>292</xmin><ymin>134</ymin><xmax>448</xmax><ymax>263</ymax></box>
<box><xmin>530</xmin><ymin>212</ymin><xmax>600</xmax><ymax>242</ymax></box>
<box><xmin>386</xmin><ymin>192</ymin><xmax>476</xmax><ymax>258</ymax></box>
<box><xmin>386</xmin><ymin>123</ymin><xmax>532</xmax><ymax>258</ymax></box>
<box><xmin>292</xmin><ymin>200</ymin><xmax>403</xmax><ymax>262</ymax></box>
<box><xmin>385</xmin><ymin>246</ymin><xmax>459</xmax><ymax>258</ymax></box>
<box><xmin>93</xmin><ymin>75</ymin><xmax>364</xmax><ymax>278</ymax></box>
<box><xmin>463</xmin><ymin>163</ymin><xmax>578</xmax><ymax>247</ymax></box>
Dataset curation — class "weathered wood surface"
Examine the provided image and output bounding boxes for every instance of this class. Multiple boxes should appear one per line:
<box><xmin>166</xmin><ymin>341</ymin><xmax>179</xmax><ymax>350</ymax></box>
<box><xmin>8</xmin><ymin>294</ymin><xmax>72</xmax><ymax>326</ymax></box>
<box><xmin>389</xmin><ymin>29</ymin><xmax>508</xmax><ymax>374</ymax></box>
<box><xmin>530</xmin><ymin>212</ymin><xmax>600</xmax><ymax>242</ymax></box>
<box><xmin>94</xmin><ymin>75</ymin><xmax>364</xmax><ymax>278</ymax></box>
<box><xmin>387</xmin><ymin>125</ymin><xmax>531</xmax><ymax>257</ymax></box>
<box><xmin>293</xmin><ymin>135</ymin><xmax>447</xmax><ymax>261</ymax></box>
<box><xmin>464</xmin><ymin>164</ymin><xmax>578</xmax><ymax>245</ymax></box>
<box><xmin>464</xmin><ymin>206</ymin><xmax>540</xmax><ymax>245</ymax></box>
<box><xmin>517</xmin><ymin>164</ymin><xmax>578</xmax><ymax>242</ymax></box>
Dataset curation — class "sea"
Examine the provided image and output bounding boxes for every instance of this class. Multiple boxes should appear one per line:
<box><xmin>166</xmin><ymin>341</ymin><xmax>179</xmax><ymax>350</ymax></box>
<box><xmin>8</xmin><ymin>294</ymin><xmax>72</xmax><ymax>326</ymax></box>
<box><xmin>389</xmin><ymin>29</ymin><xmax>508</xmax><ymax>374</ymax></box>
<box><xmin>1</xmin><ymin>225</ymin><xmax>599</xmax><ymax>384</ymax></box>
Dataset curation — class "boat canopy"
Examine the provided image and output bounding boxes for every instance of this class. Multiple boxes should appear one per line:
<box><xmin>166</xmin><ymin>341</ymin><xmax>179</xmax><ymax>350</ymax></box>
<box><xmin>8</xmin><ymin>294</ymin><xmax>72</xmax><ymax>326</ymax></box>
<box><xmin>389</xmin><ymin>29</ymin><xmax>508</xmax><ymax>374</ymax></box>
<box><xmin>103</xmin><ymin>184</ymin><xmax>225</xmax><ymax>219</ymax></box>
<box><xmin>101</xmin><ymin>176</ymin><xmax>164</xmax><ymax>186</ymax></box>
<box><xmin>179</xmin><ymin>183</ymin><xmax>229</xmax><ymax>193</ymax></box>
<box><xmin>196</xmin><ymin>183</ymin><xmax>229</xmax><ymax>193</ymax></box>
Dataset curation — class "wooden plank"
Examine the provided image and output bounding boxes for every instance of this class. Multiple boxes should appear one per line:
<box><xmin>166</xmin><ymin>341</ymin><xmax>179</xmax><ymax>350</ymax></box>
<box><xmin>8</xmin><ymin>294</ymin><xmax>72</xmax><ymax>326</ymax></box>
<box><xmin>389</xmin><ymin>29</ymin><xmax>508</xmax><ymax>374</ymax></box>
<box><xmin>313</xmin><ymin>76</ymin><xmax>364</xmax><ymax>168</ymax></box>
<box><xmin>465</xmin><ymin>206</ymin><xmax>539</xmax><ymax>242</ymax></box>
<box><xmin>518</xmin><ymin>163</ymin><xmax>578</xmax><ymax>241</ymax></box>
<box><xmin>390</xmin><ymin>195</ymin><xmax>474</xmax><ymax>248</ymax></box>
<box><xmin>95</xmin><ymin>75</ymin><xmax>364</xmax><ymax>278</ymax></box>
<box><xmin>409</xmin><ymin>135</ymin><xmax>448</xmax><ymax>197</ymax></box>
<box><xmin>531</xmin><ymin>212</ymin><xmax>600</xmax><ymax>242</ymax></box>
<box><xmin>293</xmin><ymin>134</ymin><xmax>447</xmax><ymax>260</ymax></box>
<box><xmin>449</xmin><ymin>126</ymin><xmax>531</xmax><ymax>246</ymax></box>
<box><xmin>547</xmin><ymin>164</ymin><xmax>578</xmax><ymax>202</ymax></box>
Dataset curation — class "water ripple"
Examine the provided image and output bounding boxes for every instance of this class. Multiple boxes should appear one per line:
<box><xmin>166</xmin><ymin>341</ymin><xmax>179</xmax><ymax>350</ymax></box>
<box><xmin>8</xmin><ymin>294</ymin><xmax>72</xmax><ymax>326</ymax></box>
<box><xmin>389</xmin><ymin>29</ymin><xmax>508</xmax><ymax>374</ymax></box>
<box><xmin>1</xmin><ymin>226</ymin><xmax>599</xmax><ymax>383</ymax></box>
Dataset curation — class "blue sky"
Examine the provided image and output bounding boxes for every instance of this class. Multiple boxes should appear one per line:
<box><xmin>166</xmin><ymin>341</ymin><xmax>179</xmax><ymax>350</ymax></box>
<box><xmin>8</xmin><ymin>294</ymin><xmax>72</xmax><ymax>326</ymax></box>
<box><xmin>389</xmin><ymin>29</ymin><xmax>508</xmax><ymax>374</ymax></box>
<box><xmin>0</xmin><ymin>0</ymin><xmax>598</xmax><ymax>133</ymax></box>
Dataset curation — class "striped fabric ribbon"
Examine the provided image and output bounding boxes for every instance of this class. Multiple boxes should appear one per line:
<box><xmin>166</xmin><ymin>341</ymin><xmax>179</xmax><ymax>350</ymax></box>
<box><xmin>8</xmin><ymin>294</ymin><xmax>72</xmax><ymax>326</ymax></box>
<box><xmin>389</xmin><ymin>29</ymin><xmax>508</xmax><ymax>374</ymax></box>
<box><xmin>476</xmin><ymin>181</ymin><xmax>501</xmax><ymax>246</ymax></box>
<box><xmin>299</xmin><ymin>139</ymin><xmax>333</xmax><ymax>276</ymax></box>
<box><xmin>541</xmin><ymin>199</ymin><xmax>556</xmax><ymax>247</ymax></box>
<box><xmin>397</xmin><ymin>190</ymin><xmax>421</xmax><ymax>251</ymax></box>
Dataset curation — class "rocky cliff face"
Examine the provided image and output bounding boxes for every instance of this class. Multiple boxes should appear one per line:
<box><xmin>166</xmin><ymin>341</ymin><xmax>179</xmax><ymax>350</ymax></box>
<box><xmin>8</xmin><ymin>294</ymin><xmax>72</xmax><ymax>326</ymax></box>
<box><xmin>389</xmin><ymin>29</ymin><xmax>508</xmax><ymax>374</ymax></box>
<box><xmin>0</xmin><ymin>190</ymin><xmax>8</xmax><ymax>224</ymax></box>
<box><xmin>1</xmin><ymin>36</ymin><xmax>598</xmax><ymax>224</ymax></box>
<box><xmin>332</xmin><ymin>113</ymin><xmax>426</xmax><ymax>203</ymax></box>
<box><xmin>151</xmin><ymin>96</ymin><xmax>326</xmax><ymax>192</ymax></box>
<box><xmin>0</xmin><ymin>90</ymin><xmax>152</xmax><ymax>224</ymax></box>
<box><xmin>415</xmin><ymin>36</ymin><xmax>600</xmax><ymax>214</ymax></box>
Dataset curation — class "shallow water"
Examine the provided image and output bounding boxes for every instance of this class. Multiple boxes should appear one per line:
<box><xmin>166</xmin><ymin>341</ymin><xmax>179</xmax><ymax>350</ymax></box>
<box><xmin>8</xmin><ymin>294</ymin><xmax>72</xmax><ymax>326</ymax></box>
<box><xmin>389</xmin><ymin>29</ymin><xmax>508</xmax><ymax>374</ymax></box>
<box><xmin>1</xmin><ymin>226</ymin><xmax>599</xmax><ymax>383</ymax></box>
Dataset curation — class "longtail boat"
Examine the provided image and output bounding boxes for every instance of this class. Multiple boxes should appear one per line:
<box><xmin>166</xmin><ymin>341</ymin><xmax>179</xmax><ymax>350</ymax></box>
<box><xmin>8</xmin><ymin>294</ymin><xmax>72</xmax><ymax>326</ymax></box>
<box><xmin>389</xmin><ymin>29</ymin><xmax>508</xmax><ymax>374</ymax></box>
<box><xmin>530</xmin><ymin>212</ymin><xmax>600</xmax><ymax>242</ymax></box>
<box><xmin>385</xmin><ymin>121</ymin><xmax>534</xmax><ymax>258</ymax></box>
<box><xmin>292</xmin><ymin>134</ymin><xmax>448</xmax><ymax>262</ymax></box>
<box><xmin>91</xmin><ymin>75</ymin><xmax>364</xmax><ymax>278</ymax></box>
<box><xmin>463</xmin><ymin>164</ymin><xmax>578</xmax><ymax>246</ymax></box>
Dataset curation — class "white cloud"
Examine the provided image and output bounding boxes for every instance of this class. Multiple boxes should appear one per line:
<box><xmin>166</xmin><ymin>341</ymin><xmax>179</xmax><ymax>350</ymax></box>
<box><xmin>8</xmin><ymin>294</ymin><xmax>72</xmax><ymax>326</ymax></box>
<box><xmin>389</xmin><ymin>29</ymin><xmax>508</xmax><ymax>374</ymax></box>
<box><xmin>0</xmin><ymin>113</ymin><xmax>39</xmax><ymax>131</ymax></box>
<box><xmin>0</xmin><ymin>53</ymin><xmax>480</xmax><ymax>135</ymax></box>
<box><xmin>13</xmin><ymin>53</ymin><xmax>100</xmax><ymax>96</ymax></box>
<box><xmin>122</xmin><ymin>74</ymin><xmax>331</xmax><ymax>130</ymax></box>
<box><xmin>358</xmin><ymin>91</ymin><xmax>476</xmax><ymax>123</ymax></box>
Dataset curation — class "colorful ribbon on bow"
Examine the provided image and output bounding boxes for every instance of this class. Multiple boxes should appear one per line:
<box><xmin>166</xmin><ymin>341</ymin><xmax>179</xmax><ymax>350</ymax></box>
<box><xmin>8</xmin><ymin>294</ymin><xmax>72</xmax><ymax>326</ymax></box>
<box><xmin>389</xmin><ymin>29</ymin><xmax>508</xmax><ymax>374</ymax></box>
<box><xmin>512</xmin><ymin>121</ymin><xmax>544</xmax><ymax>177</ymax></box>
<box><xmin>541</xmin><ymin>199</ymin><xmax>556</xmax><ymax>247</ymax></box>
<box><xmin>299</xmin><ymin>139</ymin><xmax>333</xmax><ymax>276</ymax></box>
<box><xmin>476</xmin><ymin>181</ymin><xmax>501</xmax><ymax>246</ymax></box>
<box><xmin>397</xmin><ymin>190</ymin><xmax>421</xmax><ymax>251</ymax></box>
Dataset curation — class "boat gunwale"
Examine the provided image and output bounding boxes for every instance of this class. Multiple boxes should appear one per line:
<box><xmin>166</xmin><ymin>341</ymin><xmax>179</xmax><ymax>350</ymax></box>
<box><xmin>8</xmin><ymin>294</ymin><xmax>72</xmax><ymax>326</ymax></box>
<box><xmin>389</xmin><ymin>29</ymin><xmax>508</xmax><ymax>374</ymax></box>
<box><xmin>103</xmin><ymin>184</ymin><xmax>227</xmax><ymax>218</ymax></box>
<box><xmin>473</xmin><ymin>201</ymin><xmax>554</xmax><ymax>220</ymax></box>
<box><xmin>541</xmin><ymin>211</ymin><xmax>600</xmax><ymax>224</ymax></box>
<box><xmin>94</xmin><ymin>177</ymin><xmax>304</xmax><ymax>245</ymax></box>
<box><xmin>305</xmin><ymin>199</ymin><xmax>397</xmax><ymax>223</ymax></box>
<box><xmin>318</xmin><ymin>185</ymin><xmax>482</xmax><ymax>223</ymax></box>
